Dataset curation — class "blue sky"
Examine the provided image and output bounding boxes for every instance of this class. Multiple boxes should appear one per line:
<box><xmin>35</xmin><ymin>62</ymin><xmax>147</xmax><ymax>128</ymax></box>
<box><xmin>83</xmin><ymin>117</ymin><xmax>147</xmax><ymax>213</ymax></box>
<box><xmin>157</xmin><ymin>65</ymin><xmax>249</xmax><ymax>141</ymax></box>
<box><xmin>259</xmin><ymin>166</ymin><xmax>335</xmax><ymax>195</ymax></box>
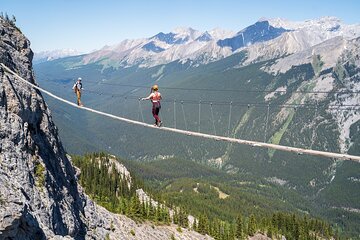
<box><xmin>2</xmin><ymin>0</ymin><xmax>360</xmax><ymax>53</ymax></box>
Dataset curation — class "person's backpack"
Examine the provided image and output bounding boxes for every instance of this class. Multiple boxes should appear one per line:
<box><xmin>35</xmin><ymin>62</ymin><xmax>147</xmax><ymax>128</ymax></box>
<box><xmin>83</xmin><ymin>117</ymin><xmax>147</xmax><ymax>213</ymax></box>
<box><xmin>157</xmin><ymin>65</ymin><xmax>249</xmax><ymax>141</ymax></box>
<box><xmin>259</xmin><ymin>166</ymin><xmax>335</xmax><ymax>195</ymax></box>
<box><xmin>74</xmin><ymin>82</ymin><xmax>82</xmax><ymax>91</ymax></box>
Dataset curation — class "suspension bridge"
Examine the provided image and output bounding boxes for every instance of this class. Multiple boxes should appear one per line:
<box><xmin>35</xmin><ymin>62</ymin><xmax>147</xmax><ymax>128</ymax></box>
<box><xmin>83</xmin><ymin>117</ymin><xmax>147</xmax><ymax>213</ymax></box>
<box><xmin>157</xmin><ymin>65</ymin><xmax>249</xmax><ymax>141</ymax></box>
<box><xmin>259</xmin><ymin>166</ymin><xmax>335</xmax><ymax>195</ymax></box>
<box><xmin>2</xmin><ymin>63</ymin><xmax>360</xmax><ymax>163</ymax></box>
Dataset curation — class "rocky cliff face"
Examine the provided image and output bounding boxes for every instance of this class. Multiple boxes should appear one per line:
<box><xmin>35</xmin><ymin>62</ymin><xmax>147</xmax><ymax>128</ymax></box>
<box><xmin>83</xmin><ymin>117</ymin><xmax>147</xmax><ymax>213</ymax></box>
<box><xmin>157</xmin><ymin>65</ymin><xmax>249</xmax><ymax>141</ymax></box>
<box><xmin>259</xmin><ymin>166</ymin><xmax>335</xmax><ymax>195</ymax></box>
<box><xmin>0</xmin><ymin>17</ymin><xmax>84</xmax><ymax>239</ymax></box>
<box><xmin>0</xmin><ymin>18</ymin><xmax>210</xmax><ymax>240</ymax></box>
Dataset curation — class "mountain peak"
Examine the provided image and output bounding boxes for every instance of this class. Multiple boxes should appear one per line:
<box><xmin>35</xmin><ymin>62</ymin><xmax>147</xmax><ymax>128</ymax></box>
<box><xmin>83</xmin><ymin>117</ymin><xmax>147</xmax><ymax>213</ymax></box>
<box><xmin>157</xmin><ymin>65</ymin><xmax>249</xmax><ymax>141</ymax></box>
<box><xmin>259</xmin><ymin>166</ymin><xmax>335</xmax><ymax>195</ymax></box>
<box><xmin>257</xmin><ymin>16</ymin><xmax>271</xmax><ymax>22</ymax></box>
<box><xmin>218</xmin><ymin>19</ymin><xmax>290</xmax><ymax>51</ymax></box>
<box><xmin>196</xmin><ymin>31</ymin><xmax>212</xmax><ymax>42</ymax></box>
<box><xmin>172</xmin><ymin>26</ymin><xmax>201</xmax><ymax>41</ymax></box>
<box><xmin>208</xmin><ymin>28</ymin><xmax>235</xmax><ymax>39</ymax></box>
<box><xmin>172</xmin><ymin>26</ymin><xmax>197</xmax><ymax>34</ymax></box>
<box><xmin>149</xmin><ymin>27</ymin><xmax>201</xmax><ymax>46</ymax></box>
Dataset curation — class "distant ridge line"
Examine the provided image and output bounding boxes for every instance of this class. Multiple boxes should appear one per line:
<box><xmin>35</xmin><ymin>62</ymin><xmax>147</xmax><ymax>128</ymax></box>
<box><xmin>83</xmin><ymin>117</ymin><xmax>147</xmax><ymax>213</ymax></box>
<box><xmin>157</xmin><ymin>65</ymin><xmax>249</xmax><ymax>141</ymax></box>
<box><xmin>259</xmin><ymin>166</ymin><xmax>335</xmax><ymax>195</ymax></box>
<box><xmin>2</xmin><ymin>63</ymin><xmax>360</xmax><ymax>163</ymax></box>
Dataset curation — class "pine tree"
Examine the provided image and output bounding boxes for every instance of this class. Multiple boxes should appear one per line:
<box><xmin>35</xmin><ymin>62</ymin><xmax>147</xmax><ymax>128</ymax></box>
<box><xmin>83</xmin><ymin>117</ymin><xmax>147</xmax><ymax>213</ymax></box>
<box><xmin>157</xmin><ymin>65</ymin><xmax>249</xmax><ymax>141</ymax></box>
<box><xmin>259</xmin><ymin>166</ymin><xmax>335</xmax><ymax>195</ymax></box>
<box><xmin>130</xmin><ymin>195</ymin><xmax>142</xmax><ymax>219</ymax></box>
<box><xmin>155</xmin><ymin>204</ymin><xmax>161</xmax><ymax>222</ymax></box>
<box><xmin>323</xmin><ymin>222</ymin><xmax>332</xmax><ymax>239</ymax></box>
<box><xmin>228</xmin><ymin>222</ymin><xmax>236</xmax><ymax>240</ymax></box>
<box><xmin>271</xmin><ymin>213</ymin><xmax>277</xmax><ymax>230</ymax></box>
<box><xmin>248</xmin><ymin>214</ymin><xmax>257</xmax><ymax>236</ymax></box>
<box><xmin>163</xmin><ymin>206</ymin><xmax>170</xmax><ymax>225</ymax></box>
<box><xmin>209</xmin><ymin>219</ymin><xmax>218</xmax><ymax>239</ymax></box>
<box><xmin>259</xmin><ymin>217</ymin><xmax>267</xmax><ymax>234</ymax></box>
<box><xmin>192</xmin><ymin>218</ymin><xmax>198</xmax><ymax>231</ymax></box>
<box><xmin>236</xmin><ymin>214</ymin><xmax>244</xmax><ymax>239</ymax></box>
<box><xmin>197</xmin><ymin>214</ymin><xmax>209</xmax><ymax>235</ymax></box>
<box><xmin>179</xmin><ymin>208</ymin><xmax>188</xmax><ymax>228</ymax></box>
<box><xmin>293</xmin><ymin>221</ymin><xmax>300</xmax><ymax>240</ymax></box>
<box><xmin>267</xmin><ymin>225</ymin><xmax>274</xmax><ymax>239</ymax></box>
<box><xmin>288</xmin><ymin>213</ymin><xmax>297</xmax><ymax>237</ymax></box>
<box><xmin>173</xmin><ymin>208</ymin><xmax>179</xmax><ymax>224</ymax></box>
<box><xmin>140</xmin><ymin>198</ymin><xmax>146</xmax><ymax>218</ymax></box>
<box><xmin>148</xmin><ymin>201</ymin><xmax>156</xmax><ymax>221</ymax></box>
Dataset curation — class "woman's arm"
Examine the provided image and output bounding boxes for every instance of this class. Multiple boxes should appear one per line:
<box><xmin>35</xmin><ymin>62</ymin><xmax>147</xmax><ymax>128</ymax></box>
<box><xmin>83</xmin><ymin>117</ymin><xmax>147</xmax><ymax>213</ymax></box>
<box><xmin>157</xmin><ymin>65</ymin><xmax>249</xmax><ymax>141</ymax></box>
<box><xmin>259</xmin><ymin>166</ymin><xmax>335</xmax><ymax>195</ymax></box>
<box><xmin>141</xmin><ymin>93</ymin><xmax>154</xmax><ymax>100</ymax></box>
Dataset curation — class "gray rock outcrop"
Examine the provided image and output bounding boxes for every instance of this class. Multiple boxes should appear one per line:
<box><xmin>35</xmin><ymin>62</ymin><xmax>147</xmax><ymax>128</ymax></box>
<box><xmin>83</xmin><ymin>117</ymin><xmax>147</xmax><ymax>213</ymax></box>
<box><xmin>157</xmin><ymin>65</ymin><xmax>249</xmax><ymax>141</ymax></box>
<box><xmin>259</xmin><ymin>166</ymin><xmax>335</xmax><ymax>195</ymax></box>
<box><xmin>0</xmin><ymin>17</ymin><xmax>211</xmax><ymax>240</ymax></box>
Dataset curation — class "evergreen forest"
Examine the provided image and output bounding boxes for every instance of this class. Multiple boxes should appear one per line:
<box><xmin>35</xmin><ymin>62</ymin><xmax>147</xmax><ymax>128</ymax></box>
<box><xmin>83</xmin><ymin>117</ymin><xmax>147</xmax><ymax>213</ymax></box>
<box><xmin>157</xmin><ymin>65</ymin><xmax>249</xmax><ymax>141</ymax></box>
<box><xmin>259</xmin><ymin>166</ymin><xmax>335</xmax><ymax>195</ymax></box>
<box><xmin>72</xmin><ymin>153</ymin><xmax>338</xmax><ymax>240</ymax></box>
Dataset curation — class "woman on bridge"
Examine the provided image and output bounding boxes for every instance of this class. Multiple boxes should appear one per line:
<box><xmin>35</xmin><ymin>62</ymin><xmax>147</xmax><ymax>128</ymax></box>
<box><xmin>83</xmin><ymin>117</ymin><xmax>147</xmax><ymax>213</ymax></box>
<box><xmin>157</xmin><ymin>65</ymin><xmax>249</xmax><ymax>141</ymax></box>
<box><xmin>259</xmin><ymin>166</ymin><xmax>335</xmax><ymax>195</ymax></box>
<box><xmin>141</xmin><ymin>84</ymin><xmax>162</xmax><ymax>127</ymax></box>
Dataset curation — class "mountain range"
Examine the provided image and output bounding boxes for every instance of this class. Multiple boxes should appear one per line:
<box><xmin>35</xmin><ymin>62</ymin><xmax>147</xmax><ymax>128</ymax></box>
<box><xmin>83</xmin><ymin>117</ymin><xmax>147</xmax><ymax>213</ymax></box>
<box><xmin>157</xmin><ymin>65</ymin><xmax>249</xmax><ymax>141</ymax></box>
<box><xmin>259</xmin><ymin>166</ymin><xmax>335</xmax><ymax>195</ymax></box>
<box><xmin>67</xmin><ymin>16</ymin><xmax>359</xmax><ymax>68</ymax></box>
<box><xmin>33</xmin><ymin>48</ymin><xmax>84</xmax><ymax>64</ymax></box>
<box><xmin>34</xmin><ymin>16</ymin><xmax>360</xmax><ymax>237</ymax></box>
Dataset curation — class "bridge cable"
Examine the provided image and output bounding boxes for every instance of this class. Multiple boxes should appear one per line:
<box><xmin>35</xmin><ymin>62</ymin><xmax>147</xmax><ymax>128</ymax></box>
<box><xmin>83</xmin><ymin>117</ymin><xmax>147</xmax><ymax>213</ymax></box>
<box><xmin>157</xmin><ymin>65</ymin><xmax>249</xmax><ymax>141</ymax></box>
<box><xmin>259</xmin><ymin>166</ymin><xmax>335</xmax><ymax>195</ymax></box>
<box><xmin>210</xmin><ymin>102</ymin><xmax>217</xmax><ymax>136</ymax></box>
<box><xmin>174</xmin><ymin>99</ymin><xmax>177</xmax><ymax>129</ymax></box>
<box><xmin>264</xmin><ymin>104</ymin><xmax>270</xmax><ymax>143</ymax></box>
<box><xmin>227</xmin><ymin>101</ymin><xmax>233</xmax><ymax>137</ymax></box>
<box><xmin>80</xmin><ymin>79</ymin><xmax>360</xmax><ymax>95</ymax></box>
<box><xmin>198</xmin><ymin>101</ymin><xmax>201</xmax><ymax>132</ymax></box>
<box><xmin>181</xmin><ymin>101</ymin><xmax>188</xmax><ymax>131</ymax></box>
<box><xmin>310</xmin><ymin>100</ymin><xmax>319</xmax><ymax>149</ymax></box>
<box><xmin>138</xmin><ymin>99</ymin><xmax>145</xmax><ymax>123</ymax></box>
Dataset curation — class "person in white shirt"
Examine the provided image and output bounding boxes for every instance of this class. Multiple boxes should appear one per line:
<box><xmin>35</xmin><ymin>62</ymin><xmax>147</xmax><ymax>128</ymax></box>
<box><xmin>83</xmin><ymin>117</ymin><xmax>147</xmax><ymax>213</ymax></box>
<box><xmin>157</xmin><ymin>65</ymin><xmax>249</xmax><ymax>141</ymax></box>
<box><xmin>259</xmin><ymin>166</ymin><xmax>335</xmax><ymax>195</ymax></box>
<box><xmin>72</xmin><ymin>77</ymin><xmax>83</xmax><ymax>106</ymax></box>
